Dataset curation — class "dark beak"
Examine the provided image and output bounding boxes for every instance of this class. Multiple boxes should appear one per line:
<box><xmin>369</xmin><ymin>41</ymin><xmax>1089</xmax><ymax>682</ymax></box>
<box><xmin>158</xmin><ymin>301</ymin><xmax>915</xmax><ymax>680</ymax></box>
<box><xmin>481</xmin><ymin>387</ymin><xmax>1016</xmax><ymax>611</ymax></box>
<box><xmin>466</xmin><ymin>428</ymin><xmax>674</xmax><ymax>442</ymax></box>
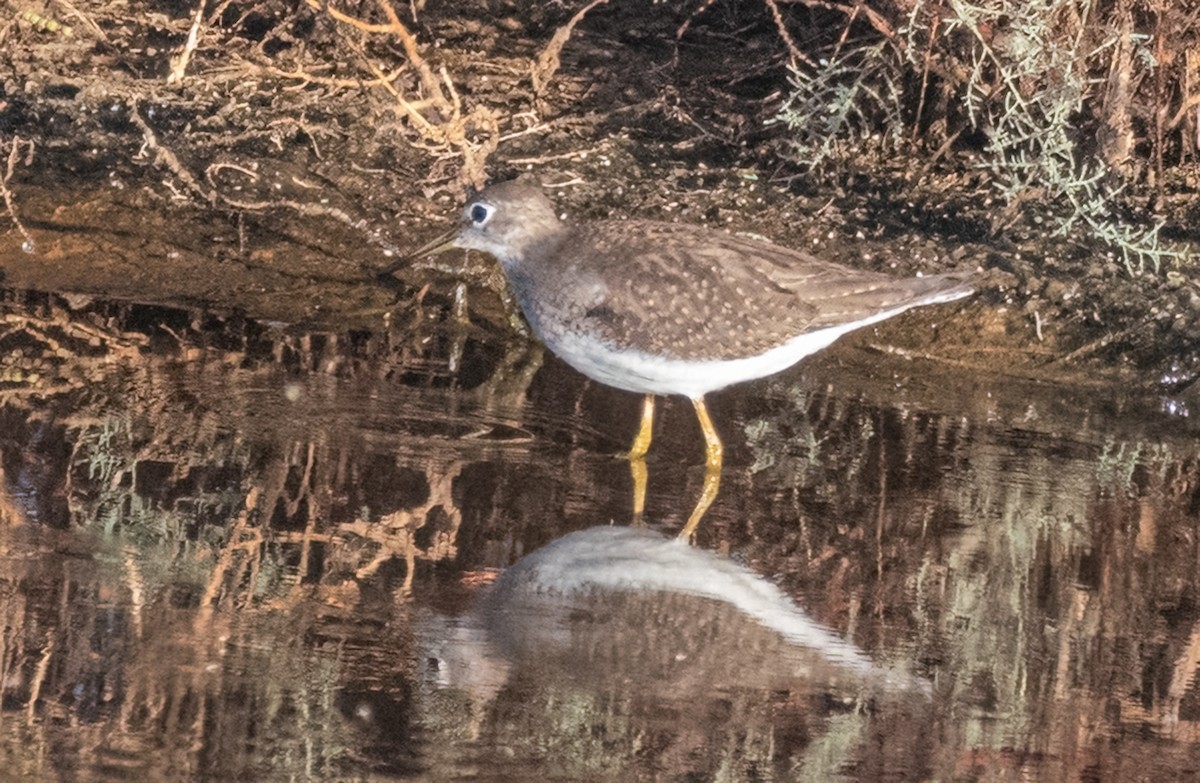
<box><xmin>376</xmin><ymin>227</ymin><xmax>460</xmax><ymax>279</ymax></box>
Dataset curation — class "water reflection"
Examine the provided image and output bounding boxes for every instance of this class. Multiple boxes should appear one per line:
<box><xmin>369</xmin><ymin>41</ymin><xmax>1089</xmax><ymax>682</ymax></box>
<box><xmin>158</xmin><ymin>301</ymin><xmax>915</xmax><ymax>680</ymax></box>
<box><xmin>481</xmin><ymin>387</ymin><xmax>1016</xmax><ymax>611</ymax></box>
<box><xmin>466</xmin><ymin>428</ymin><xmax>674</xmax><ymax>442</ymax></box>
<box><xmin>1</xmin><ymin>289</ymin><xmax>1200</xmax><ymax>780</ymax></box>
<box><xmin>480</xmin><ymin>525</ymin><xmax>924</xmax><ymax>692</ymax></box>
<box><xmin>415</xmin><ymin>525</ymin><xmax>931</xmax><ymax>780</ymax></box>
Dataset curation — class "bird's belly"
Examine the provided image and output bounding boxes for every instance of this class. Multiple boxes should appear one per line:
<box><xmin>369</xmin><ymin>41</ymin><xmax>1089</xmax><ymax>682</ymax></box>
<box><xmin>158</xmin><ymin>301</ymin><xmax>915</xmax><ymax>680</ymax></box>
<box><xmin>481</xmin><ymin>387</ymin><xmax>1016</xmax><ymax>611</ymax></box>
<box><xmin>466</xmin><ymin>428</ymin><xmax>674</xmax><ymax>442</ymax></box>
<box><xmin>546</xmin><ymin>325</ymin><xmax>863</xmax><ymax>398</ymax></box>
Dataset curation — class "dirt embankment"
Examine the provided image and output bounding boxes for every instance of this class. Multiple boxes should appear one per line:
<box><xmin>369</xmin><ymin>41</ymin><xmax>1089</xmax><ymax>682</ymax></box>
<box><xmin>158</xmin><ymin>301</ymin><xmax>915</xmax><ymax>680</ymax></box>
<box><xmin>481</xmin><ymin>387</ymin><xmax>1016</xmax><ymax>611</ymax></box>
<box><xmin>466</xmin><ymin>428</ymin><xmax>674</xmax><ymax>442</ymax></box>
<box><xmin>2</xmin><ymin>0</ymin><xmax>1199</xmax><ymax>394</ymax></box>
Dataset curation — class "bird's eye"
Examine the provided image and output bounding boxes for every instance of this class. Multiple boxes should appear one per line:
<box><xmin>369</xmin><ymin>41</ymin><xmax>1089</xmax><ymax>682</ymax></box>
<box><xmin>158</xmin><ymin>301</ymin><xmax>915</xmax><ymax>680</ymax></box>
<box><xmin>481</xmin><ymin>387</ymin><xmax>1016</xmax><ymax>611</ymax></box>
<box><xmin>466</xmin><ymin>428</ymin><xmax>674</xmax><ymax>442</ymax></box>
<box><xmin>469</xmin><ymin>203</ymin><xmax>493</xmax><ymax>226</ymax></box>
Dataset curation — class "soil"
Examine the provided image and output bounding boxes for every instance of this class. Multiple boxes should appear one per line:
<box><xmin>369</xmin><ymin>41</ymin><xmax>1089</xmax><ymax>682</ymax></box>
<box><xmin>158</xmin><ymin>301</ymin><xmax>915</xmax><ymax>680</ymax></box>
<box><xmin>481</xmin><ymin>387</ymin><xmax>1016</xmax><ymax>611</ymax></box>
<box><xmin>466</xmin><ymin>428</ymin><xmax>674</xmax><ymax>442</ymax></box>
<box><xmin>2</xmin><ymin>0</ymin><xmax>1199</xmax><ymax>394</ymax></box>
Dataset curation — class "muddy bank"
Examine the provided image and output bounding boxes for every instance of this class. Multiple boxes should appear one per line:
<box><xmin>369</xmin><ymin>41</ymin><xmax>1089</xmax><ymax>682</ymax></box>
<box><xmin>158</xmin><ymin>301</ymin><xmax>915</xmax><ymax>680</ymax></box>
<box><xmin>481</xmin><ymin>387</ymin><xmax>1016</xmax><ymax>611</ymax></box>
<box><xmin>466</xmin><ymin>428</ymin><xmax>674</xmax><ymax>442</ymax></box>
<box><xmin>1</xmin><ymin>0</ymin><xmax>1198</xmax><ymax>391</ymax></box>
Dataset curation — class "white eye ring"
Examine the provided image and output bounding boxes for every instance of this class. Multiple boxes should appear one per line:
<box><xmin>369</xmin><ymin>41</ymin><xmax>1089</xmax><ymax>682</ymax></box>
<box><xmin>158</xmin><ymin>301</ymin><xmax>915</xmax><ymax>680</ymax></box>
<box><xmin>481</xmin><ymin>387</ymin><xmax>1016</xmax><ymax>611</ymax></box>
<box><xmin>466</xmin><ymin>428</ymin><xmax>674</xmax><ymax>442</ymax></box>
<box><xmin>468</xmin><ymin>202</ymin><xmax>495</xmax><ymax>226</ymax></box>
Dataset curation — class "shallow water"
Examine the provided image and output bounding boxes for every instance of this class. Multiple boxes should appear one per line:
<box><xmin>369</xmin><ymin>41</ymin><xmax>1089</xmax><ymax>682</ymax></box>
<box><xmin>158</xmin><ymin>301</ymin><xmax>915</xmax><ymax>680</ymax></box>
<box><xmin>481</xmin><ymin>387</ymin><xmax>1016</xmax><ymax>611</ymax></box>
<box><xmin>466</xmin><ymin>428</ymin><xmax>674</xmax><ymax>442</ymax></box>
<box><xmin>1</xmin><ymin>290</ymin><xmax>1199</xmax><ymax>781</ymax></box>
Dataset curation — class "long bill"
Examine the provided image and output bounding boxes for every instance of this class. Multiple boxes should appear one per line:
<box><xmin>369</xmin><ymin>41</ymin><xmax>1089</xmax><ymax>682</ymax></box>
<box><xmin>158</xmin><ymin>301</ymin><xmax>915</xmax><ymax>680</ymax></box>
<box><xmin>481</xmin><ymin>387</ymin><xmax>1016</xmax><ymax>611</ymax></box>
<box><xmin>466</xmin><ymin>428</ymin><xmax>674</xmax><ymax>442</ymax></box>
<box><xmin>376</xmin><ymin>227</ymin><xmax>460</xmax><ymax>278</ymax></box>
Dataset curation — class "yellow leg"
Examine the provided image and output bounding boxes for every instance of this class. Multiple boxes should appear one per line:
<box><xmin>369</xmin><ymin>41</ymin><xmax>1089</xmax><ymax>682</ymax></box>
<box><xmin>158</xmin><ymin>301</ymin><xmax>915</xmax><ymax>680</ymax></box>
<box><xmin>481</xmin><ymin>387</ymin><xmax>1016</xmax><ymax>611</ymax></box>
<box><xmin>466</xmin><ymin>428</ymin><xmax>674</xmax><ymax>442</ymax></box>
<box><xmin>630</xmin><ymin>458</ymin><xmax>648</xmax><ymax>525</ymax></box>
<box><xmin>629</xmin><ymin>394</ymin><xmax>655</xmax><ymax>459</ymax></box>
<box><xmin>629</xmin><ymin>394</ymin><xmax>655</xmax><ymax>523</ymax></box>
<box><xmin>678</xmin><ymin>396</ymin><xmax>722</xmax><ymax>541</ymax></box>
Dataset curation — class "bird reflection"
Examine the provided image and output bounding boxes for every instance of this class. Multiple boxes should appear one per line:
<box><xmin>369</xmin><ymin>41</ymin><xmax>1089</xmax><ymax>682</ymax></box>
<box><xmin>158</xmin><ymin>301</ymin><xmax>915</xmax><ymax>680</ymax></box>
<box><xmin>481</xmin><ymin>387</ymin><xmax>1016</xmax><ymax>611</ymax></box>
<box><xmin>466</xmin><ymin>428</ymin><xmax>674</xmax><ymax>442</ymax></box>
<box><xmin>420</xmin><ymin>525</ymin><xmax>929</xmax><ymax>722</ymax></box>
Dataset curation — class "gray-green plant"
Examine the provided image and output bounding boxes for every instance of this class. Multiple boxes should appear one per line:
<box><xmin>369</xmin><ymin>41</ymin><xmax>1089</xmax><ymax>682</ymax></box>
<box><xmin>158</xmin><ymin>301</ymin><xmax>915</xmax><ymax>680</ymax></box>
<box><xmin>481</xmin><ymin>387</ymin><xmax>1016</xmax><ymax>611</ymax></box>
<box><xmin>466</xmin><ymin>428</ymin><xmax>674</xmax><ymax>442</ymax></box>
<box><xmin>775</xmin><ymin>39</ymin><xmax>904</xmax><ymax>169</ymax></box>
<box><xmin>935</xmin><ymin>0</ymin><xmax>1186</xmax><ymax>273</ymax></box>
<box><xmin>777</xmin><ymin>0</ymin><xmax>1191</xmax><ymax>274</ymax></box>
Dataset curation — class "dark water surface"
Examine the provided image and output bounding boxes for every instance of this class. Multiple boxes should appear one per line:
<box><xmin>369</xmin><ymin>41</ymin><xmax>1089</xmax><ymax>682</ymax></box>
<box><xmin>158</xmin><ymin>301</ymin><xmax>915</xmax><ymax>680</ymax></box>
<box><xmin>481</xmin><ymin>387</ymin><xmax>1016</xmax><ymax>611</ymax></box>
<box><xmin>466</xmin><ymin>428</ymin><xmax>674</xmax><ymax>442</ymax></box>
<box><xmin>1</xmin><ymin>290</ymin><xmax>1199</xmax><ymax>782</ymax></box>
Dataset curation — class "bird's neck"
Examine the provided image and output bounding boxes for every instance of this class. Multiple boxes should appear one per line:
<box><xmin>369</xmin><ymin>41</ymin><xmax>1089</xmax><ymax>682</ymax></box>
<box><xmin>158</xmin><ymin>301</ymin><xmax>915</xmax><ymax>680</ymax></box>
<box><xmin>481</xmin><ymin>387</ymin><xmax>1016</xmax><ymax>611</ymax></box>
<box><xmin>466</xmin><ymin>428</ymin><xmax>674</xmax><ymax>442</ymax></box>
<box><xmin>497</xmin><ymin>222</ymin><xmax>572</xmax><ymax>277</ymax></box>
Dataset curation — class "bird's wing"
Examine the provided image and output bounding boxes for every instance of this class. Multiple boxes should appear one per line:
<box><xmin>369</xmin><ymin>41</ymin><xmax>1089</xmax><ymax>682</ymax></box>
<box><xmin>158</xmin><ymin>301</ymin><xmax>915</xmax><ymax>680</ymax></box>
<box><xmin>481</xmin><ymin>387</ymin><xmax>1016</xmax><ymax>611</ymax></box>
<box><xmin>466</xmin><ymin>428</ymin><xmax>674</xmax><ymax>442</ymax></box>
<box><xmin>558</xmin><ymin>221</ymin><xmax>970</xmax><ymax>361</ymax></box>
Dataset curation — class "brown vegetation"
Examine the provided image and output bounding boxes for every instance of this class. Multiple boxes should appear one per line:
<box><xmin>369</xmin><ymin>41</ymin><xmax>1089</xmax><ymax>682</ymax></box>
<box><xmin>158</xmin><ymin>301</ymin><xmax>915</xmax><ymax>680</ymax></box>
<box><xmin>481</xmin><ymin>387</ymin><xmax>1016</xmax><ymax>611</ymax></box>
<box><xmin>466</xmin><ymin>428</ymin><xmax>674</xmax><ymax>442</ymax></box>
<box><xmin>0</xmin><ymin>0</ymin><xmax>1199</xmax><ymax>388</ymax></box>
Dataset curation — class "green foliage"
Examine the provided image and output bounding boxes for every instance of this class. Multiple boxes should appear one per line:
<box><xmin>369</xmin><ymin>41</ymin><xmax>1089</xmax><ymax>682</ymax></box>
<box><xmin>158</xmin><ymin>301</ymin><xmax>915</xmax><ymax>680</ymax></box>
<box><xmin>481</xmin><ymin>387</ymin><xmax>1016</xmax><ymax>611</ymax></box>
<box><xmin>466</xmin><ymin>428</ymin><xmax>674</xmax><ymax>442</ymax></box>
<box><xmin>774</xmin><ymin>40</ymin><xmax>904</xmax><ymax>169</ymax></box>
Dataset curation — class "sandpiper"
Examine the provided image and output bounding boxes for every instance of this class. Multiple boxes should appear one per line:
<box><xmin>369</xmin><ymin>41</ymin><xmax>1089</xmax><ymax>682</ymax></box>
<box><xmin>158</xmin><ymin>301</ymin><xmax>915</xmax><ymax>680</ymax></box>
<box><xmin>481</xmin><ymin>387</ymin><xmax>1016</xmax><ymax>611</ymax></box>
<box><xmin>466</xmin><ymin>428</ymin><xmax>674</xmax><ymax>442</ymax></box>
<box><xmin>402</xmin><ymin>180</ymin><xmax>974</xmax><ymax>536</ymax></box>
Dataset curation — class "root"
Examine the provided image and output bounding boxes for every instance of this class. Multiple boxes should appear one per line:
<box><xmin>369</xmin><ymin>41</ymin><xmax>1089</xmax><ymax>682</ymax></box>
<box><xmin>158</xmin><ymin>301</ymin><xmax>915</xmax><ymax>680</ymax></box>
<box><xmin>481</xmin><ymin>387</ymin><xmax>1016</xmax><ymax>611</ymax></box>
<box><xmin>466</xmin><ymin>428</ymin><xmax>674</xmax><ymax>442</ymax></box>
<box><xmin>532</xmin><ymin>0</ymin><xmax>609</xmax><ymax>97</ymax></box>
<box><xmin>0</xmin><ymin>136</ymin><xmax>37</xmax><ymax>254</ymax></box>
<box><xmin>130</xmin><ymin>107</ymin><xmax>213</xmax><ymax>202</ymax></box>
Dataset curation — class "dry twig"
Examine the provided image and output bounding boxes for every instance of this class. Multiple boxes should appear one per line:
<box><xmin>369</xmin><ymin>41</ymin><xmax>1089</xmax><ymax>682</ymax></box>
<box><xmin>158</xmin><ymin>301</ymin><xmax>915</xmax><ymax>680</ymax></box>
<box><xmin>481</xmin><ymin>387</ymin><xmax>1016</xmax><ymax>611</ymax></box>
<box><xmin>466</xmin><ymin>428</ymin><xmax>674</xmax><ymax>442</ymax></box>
<box><xmin>782</xmin><ymin>0</ymin><xmax>896</xmax><ymax>42</ymax></box>
<box><xmin>763</xmin><ymin>0</ymin><xmax>816</xmax><ymax>67</ymax></box>
<box><xmin>299</xmin><ymin>0</ymin><xmax>502</xmax><ymax>187</ymax></box>
<box><xmin>168</xmin><ymin>0</ymin><xmax>209</xmax><ymax>84</ymax></box>
<box><xmin>1</xmin><ymin>136</ymin><xmax>37</xmax><ymax>254</ymax></box>
<box><xmin>675</xmin><ymin>0</ymin><xmax>720</xmax><ymax>62</ymax></box>
<box><xmin>51</xmin><ymin>0</ymin><xmax>105</xmax><ymax>40</ymax></box>
<box><xmin>532</xmin><ymin>0</ymin><xmax>609</xmax><ymax>96</ymax></box>
<box><xmin>131</xmin><ymin>107</ymin><xmax>213</xmax><ymax>202</ymax></box>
